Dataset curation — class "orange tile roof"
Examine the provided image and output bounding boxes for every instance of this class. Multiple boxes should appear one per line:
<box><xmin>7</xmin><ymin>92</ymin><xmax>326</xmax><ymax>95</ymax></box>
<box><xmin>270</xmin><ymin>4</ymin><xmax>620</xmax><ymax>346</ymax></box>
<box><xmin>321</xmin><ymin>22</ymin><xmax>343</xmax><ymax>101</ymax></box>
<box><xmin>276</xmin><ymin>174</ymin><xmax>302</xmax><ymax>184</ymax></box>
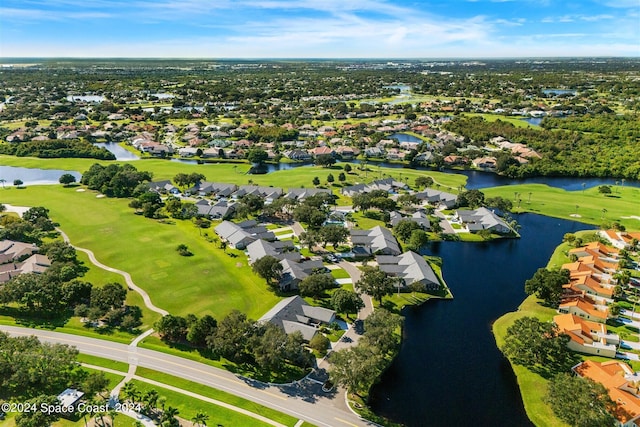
<box><xmin>559</xmin><ymin>297</ymin><xmax>608</xmax><ymax>320</ymax></box>
<box><xmin>554</xmin><ymin>313</ymin><xmax>606</xmax><ymax>345</ymax></box>
<box><xmin>574</xmin><ymin>360</ymin><xmax>640</xmax><ymax>424</ymax></box>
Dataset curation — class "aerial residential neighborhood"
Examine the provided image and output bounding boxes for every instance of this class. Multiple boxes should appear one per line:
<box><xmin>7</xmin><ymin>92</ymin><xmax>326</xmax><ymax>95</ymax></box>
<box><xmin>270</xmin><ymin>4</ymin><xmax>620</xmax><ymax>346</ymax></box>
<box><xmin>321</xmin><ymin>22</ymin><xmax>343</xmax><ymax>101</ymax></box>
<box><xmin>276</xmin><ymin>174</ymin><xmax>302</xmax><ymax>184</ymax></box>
<box><xmin>0</xmin><ymin>2</ymin><xmax>639</xmax><ymax>423</ymax></box>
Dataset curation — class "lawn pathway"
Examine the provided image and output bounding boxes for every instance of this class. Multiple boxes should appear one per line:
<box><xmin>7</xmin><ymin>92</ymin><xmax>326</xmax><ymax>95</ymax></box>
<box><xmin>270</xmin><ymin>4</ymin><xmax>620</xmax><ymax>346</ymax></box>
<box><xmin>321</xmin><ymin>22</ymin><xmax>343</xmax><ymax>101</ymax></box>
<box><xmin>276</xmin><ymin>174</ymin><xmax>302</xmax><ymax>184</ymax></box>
<box><xmin>55</xmin><ymin>227</ymin><xmax>169</xmax><ymax>317</ymax></box>
<box><xmin>81</xmin><ymin>364</ymin><xmax>288</xmax><ymax>427</ymax></box>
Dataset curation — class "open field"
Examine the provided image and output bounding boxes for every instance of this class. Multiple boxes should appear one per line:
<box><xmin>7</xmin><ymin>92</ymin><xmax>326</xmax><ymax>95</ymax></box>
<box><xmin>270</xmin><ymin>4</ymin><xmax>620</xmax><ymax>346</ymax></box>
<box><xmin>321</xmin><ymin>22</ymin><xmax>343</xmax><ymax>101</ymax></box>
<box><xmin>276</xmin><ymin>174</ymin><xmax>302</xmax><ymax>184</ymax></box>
<box><xmin>484</xmin><ymin>183</ymin><xmax>640</xmax><ymax>230</ymax></box>
<box><xmin>0</xmin><ymin>155</ymin><xmax>467</xmax><ymax>191</ymax></box>
<box><xmin>0</xmin><ymin>185</ymin><xmax>281</xmax><ymax>320</ymax></box>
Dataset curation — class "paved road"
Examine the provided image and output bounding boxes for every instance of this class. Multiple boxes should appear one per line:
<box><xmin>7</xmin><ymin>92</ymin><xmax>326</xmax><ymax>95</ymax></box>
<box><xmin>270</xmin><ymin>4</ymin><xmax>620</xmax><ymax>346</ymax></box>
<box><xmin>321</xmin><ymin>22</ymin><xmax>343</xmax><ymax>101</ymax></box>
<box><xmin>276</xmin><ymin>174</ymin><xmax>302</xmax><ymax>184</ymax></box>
<box><xmin>0</xmin><ymin>325</ymin><xmax>373</xmax><ymax>427</ymax></box>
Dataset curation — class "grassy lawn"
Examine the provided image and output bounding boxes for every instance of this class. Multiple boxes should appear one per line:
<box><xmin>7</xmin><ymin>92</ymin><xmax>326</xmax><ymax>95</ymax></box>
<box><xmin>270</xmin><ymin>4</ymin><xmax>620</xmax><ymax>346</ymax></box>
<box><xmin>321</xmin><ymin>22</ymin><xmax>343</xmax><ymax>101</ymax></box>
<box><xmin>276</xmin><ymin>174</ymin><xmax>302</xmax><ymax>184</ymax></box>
<box><xmin>483</xmin><ymin>184</ymin><xmax>640</xmax><ymax>231</ymax></box>
<box><xmin>0</xmin><ymin>185</ymin><xmax>280</xmax><ymax>321</ymax></box>
<box><xmin>134</xmin><ymin>367</ymin><xmax>300</xmax><ymax>426</ymax></box>
<box><xmin>127</xmin><ymin>379</ymin><xmax>278</xmax><ymax>427</ymax></box>
<box><xmin>459</xmin><ymin>113</ymin><xmax>536</xmax><ymax>128</ymax></box>
<box><xmin>330</xmin><ymin>268</ymin><xmax>351</xmax><ymax>280</ymax></box>
<box><xmin>76</xmin><ymin>353</ymin><xmax>130</xmax><ymax>372</ymax></box>
<box><xmin>0</xmin><ymin>154</ymin><xmax>468</xmax><ymax>191</ymax></box>
<box><xmin>350</xmin><ymin>211</ymin><xmax>385</xmax><ymax>230</ymax></box>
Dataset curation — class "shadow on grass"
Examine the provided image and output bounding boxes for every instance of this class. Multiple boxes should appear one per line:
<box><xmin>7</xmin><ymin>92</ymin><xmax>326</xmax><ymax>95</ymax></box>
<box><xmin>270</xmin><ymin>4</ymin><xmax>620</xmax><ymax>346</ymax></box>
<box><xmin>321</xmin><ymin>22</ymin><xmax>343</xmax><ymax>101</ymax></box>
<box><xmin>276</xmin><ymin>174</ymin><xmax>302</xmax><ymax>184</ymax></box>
<box><xmin>0</xmin><ymin>306</ymin><xmax>70</xmax><ymax>329</ymax></box>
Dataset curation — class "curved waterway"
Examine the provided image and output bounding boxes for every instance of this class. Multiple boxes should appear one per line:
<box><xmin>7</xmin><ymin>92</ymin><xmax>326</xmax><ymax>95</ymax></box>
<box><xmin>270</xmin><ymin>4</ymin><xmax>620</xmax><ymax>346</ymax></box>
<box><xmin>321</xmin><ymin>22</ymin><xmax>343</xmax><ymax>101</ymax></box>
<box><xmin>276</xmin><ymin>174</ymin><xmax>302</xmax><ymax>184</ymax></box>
<box><xmin>369</xmin><ymin>214</ymin><xmax>594</xmax><ymax>426</ymax></box>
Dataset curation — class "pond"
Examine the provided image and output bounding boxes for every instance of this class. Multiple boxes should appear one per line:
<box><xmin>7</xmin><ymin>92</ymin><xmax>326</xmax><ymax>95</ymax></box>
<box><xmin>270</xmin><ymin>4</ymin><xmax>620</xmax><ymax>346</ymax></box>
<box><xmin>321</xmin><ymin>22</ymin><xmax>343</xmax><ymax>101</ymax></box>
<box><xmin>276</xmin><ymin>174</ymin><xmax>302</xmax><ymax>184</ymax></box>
<box><xmin>543</xmin><ymin>89</ymin><xmax>577</xmax><ymax>96</ymax></box>
<box><xmin>94</xmin><ymin>142</ymin><xmax>140</xmax><ymax>160</ymax></box>
<box><xmin>369</xmin><ymin>213</ymin><xmax>595</xmax><ymax>426</ymax></box>
<box><xmin>455</xmin><ymin>169</ymin><xmax>640</xmax><ymax>191</ymax></box>
<box><xmin>522</xmin><ymin>117</ymin><xmax>543</xmax><ymax>126</ymax></box>
<box><xmin>0</xmin><ymin>165</ymin><xmax>81</xmax><ymax>186</ymax></box>
<box><xmin>388</xmin><ymin>133</ymin><xmax>423</xmax><ymax>143</ymax></box>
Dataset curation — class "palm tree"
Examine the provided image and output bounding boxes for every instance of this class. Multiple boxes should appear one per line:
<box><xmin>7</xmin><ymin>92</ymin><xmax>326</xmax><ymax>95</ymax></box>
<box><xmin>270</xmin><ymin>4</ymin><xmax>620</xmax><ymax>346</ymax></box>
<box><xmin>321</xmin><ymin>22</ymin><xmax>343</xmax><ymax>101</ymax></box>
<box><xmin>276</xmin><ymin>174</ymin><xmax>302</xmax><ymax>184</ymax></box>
<box><xmin>602</xmin><ymin>208</ymin><xmax>608</xmax><ymax>219</ymax></box>
<box><xmin>143</xmin><ymin>389</ymin><xmax>159</xmax><ymax>415</ymax></box>
<box><xmin>528</xmin><ymin>192</ymin><xmax>532</xmax><ymax>204</ymax></box>
<box><xmin>0</xmin><ymin>178</ymin><xmax>5</xmax><ymax>188</ymax></box>
<box><xmin>581</xmin><ymin>182</ymin><xmax>586</xmax><ymax>193</ymax></box>
<box><xmin>575</xmin><ymin>205</ymin><xmax>579</xmax><ymax>214</ymax></box>
<box><xmin>192</xmin><ymin>411</ymin><xmax>209</xmax><ymax>427</ymax></box>
<box><xmin>161</xmin><ymin>406</ymin><xmax>179</xmax><ymax>426</ymax></box>
<box><xmin>121</xmin><ymin>382</ymin><xmax>138</xmax><ymax>403</ymax></box>
<box><xmin>108</xmin><ymin>409</ymin><xmax>118</xmax><ymax>427</ymax></box>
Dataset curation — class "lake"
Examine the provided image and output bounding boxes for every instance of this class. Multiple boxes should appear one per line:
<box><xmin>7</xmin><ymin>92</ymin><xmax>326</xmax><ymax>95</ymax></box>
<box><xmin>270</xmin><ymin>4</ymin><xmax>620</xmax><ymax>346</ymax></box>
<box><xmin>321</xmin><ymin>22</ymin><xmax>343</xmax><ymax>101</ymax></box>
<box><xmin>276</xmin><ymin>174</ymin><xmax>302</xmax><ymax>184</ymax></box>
<box><xmin>94</xmin><ymin>142</ymin><xmax>140</xmax><ymax>160</ymax></box>
<box><xmin>0</xmin><ymin>165</ymin><xmax>82</xmax><ymax>186</ymax></box>
<box><xmin>543</xmin><ymin>89</ymin><xmax>577</xmax><ymax>96</ymax></box>
<box><xmin>388</xmin><ymin>133</ymin><xmax>423</xmax><ymax>143</ymax></box>
<box><xmin>369</xmin><ymin>213</ymin><xmax>594</xmax><ymax>426</ymax></box>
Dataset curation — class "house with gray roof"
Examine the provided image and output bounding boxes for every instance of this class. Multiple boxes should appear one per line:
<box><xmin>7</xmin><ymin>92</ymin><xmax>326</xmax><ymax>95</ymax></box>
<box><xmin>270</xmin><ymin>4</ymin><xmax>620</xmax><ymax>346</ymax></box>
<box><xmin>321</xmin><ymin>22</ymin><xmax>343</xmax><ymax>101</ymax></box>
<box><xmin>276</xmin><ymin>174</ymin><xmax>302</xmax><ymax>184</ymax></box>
<box><xmin>189</xmin><ymin>182</ymin><xmax>238</xmax><ymax>197</ymax></box>
<box><xmin>377</xmin><ymin>251</ymin><xmax>440</xmax><ymax>291</ymax></box>
<box><xmin>258</xmin><ymin>295</ymin><xmax>336</xmax><ymax>341</ymax></box>
<box><xmin>389</xmin><ymin>210</ymin><xmax>431</xmax><ymax>229</ymax></box>
<box><xmin>0</xmin><ymin>240</ymin><xmax>38</xmax><ymax>264</ymax></box>
<box><xmin>0</xmin><ymin>253</ymin><xmax>51</xmax><ymax>284</ymax></box>
<box><xmin>414</xmin><ymin>189</ymin><xmax>458</xmax><ymax>209</ymax></box>
<box><xmin>341</xmin><ymin>178</ymin><xmax>407</xmax><ymax>198</ymax></box>
<box><xmin>279</xmin><ymin>258</ymin><xmax>327</xmax><ymax>291</ymax></box>
<box><xmin>246</xmin><ymin>239</ymin><xmax>301</xmax><ymax>264</ymax></box>
<box><xmin>214</xmin><ymin>220</ymin><xmax>275</xmax><ymax>249</ymax></box>
<box><xmin>195</xmin><ymin>199</ymin><xmax>235</xmax><ymax>220</ymax></box>
<box><xmin>350</xmin><ymin>226</ymin><xmax>401</xmax><ymax>257</ymax></box>
<box><xmin>233</xmin><ymin>185</ymin><xmax>283</xmax><ymax>204</ymax></box>
<box><xmin>455</xmin><ymin>207</ymin><xmax>512</xmax><ymax>234</ymax></box>
<box><xmin>147</xmin><ymin>180</ymin><xmax>180</xmax><ymax>195</ymax></box>
<box><xmin>284</xmin><ymin>188</ymin><xmax>331</xmax><ymax>202</ymax></box>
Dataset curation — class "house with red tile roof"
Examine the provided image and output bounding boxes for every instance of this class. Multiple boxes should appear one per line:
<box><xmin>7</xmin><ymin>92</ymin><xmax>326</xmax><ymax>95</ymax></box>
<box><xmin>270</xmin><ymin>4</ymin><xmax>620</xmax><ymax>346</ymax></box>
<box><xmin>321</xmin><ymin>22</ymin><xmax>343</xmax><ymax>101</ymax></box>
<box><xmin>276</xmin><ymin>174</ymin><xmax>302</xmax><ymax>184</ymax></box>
<box><xmin>559</xmin><ymin>297</ymin><xmax>609</xmax><ymax>323</ymax></box>
<box><xmin>573</xmin><ymin>360</ymin><xmax>640</xmax><ymax>426</ymax></box>
<box><xmin>554</xmin><ymin>313</ymin><xmax>619</xmax><ymax>358</ymax></box>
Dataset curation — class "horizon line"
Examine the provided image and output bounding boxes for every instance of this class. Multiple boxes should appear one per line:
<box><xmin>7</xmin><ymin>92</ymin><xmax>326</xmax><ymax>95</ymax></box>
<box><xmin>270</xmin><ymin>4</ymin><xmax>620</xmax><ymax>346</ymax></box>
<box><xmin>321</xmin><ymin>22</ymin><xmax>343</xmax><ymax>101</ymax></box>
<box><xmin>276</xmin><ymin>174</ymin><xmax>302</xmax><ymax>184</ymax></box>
<box><xmin>2</xmin><ymin>55</ymin><xmax>639</xmax><ymax>61</ymax></box>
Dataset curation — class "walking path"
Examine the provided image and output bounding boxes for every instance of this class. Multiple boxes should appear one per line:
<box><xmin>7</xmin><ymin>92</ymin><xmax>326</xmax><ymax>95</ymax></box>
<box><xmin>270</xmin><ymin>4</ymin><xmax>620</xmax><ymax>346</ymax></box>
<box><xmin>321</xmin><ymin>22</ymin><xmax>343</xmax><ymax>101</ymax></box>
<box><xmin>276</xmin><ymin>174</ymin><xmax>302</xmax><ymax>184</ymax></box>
<box><xmin>82</xmin><ymin>364</ymin><xmax>289</xmax><ymax>427</ymax></box>
<box><xmin>56</xmin><ymin>227</ymin><xmax>169</xmax><ymax>317</ymax></box>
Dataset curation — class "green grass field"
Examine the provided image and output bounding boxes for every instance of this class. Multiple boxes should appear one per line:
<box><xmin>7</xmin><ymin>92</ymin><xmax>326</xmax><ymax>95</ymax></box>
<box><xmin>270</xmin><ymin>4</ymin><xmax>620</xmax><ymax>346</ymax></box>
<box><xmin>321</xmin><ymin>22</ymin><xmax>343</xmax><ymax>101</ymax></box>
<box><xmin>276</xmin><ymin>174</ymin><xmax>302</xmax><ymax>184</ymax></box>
<box><xmin>134</xmin><ymin>367</ymin><xmax>300</xmax><ymax>427</ymax></box>
<box><xmin>0</xmin><ymin>185</ymin><xmax>280</xmax><ymax>321</ymax></box>
<box><xmin>127</xmin><ymin>379</ymin><xmax>277</xmax><ymax>427</ymax></box>
<box><xmin>484</xmin><ymin>184</ymin><xmax>640</xmax><ymax>231</ymax></box>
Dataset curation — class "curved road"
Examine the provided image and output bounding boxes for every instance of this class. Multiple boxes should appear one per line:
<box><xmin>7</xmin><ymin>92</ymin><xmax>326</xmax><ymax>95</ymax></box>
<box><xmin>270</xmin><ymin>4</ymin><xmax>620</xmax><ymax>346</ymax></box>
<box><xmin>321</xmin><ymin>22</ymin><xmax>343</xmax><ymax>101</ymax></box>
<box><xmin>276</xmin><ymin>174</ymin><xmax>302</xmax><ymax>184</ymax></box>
<box><xmin>0</xmin><ymin>325</ymin><xmax>372</xmax><ymax>427</ymax></box>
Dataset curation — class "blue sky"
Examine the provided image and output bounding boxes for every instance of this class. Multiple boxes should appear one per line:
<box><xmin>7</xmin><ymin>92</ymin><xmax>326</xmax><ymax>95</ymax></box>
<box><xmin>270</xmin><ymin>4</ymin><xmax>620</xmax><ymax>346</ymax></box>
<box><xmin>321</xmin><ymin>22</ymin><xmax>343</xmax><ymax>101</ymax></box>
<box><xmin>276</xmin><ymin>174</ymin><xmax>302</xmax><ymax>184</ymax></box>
<box><xmin>1</xmin><ymin>0</ymin><xmax>638</xmax><ymax>58</ymax></box>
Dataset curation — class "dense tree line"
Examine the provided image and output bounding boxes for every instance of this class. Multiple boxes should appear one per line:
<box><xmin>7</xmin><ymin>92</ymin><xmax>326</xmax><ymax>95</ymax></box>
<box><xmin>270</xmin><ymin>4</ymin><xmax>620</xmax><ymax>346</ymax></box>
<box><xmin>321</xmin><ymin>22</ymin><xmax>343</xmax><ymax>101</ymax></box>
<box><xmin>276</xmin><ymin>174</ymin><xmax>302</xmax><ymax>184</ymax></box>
<box><xmin>154</xmin><ymin>310</ymin><xmax>313</xmax><ymax>373</ymax></box>
<box><xmin>0</xmin><ymin>206</ymin><xmax>57</xmax><ymax>244</ymax></box>
<box><xmin>443</xmin><ymin>116</ymin><xmax>640</xmax><ymax>179</ymax></box>
<box><xmin>329</xmin><ymin>309</ymin><xmax>402</xmax><ymax>400</ymax></box>
<box><xmin>0</xmin><ymin>140</ymin><xmax>115</xmax><ymax>160</ymax></box>
<box><xmin>80</xmin><ymin>163</ymin><xmax>152</xmax><ymax>197</ymax></box>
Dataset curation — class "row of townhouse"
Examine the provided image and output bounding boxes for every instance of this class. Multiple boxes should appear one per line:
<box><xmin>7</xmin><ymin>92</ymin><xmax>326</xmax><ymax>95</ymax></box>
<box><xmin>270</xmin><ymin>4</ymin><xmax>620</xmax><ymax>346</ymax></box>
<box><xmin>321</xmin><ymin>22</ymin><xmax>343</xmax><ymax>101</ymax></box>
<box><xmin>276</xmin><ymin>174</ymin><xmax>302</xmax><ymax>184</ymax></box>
<box><xmin>555</xmin><ymin>242</ymin><xmax>622</xmax><ymax>357</ymax></box>
<box><xmin>0</xmin><ymin>240</ymin><xmax>52</xmax><ymax>284</ymax></box>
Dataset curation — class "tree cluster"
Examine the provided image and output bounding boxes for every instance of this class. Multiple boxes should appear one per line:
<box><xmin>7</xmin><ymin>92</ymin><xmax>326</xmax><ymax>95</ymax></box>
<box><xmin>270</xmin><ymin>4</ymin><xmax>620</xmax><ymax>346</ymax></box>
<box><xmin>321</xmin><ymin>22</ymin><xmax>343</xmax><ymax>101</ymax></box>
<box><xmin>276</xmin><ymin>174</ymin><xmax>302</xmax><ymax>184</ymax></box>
<box><xmin>0</xmin><ymin>139</ymin><xmax>115</xmax><ymax>160</ymax></box>
<box><xmin>155</xmin><ymin>310</ymin><xmax>313</xmax><ymax>373</ymax></box>
<box><xmin>329</xmin><ymin>309</ymin><xmax>402</xmax><ymax>399</ymax></box>
<box><xmin>80</xmin><ymin>163</ymin><xmax>153</xmax><ymax>198</ymax></box>
<box><xmin>0</xmin><ymin>207</ymin><xmax>58</xmax><ymax>244</ymax></box>
<box><xmin>352</xmin><ymin>190</ymin><xmax>397</xmax><ymax>212</ymax></box>
<box><xmin>524</xmin><ymin>268</ymin><xmax>570</xmax><ymax>307</ymax></box>
<box><xmin>502</xmin><ymin>316</ymin><xmax>576</xmax><ymax>374</ymax></box>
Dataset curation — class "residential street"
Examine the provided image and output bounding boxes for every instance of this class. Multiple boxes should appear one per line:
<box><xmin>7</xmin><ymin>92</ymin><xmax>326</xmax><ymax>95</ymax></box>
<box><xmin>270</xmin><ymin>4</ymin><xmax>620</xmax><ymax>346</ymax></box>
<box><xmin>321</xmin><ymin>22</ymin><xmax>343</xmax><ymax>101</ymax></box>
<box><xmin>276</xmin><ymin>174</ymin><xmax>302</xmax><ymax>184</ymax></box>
<box><xmin>0</xmin><ymin>325</ymin><xmax>373</xmax><ymax>427</ymax></box>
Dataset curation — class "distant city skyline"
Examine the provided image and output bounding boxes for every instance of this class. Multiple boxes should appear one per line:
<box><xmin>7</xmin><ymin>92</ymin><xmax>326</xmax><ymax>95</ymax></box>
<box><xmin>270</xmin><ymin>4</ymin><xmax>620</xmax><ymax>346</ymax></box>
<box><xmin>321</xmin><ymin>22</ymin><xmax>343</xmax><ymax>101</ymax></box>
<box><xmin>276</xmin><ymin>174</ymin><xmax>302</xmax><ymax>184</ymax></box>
<box><xmin>1</xmin><ymin>0</ymin><xmax>639</xmax><ymax>58</ymax></box>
